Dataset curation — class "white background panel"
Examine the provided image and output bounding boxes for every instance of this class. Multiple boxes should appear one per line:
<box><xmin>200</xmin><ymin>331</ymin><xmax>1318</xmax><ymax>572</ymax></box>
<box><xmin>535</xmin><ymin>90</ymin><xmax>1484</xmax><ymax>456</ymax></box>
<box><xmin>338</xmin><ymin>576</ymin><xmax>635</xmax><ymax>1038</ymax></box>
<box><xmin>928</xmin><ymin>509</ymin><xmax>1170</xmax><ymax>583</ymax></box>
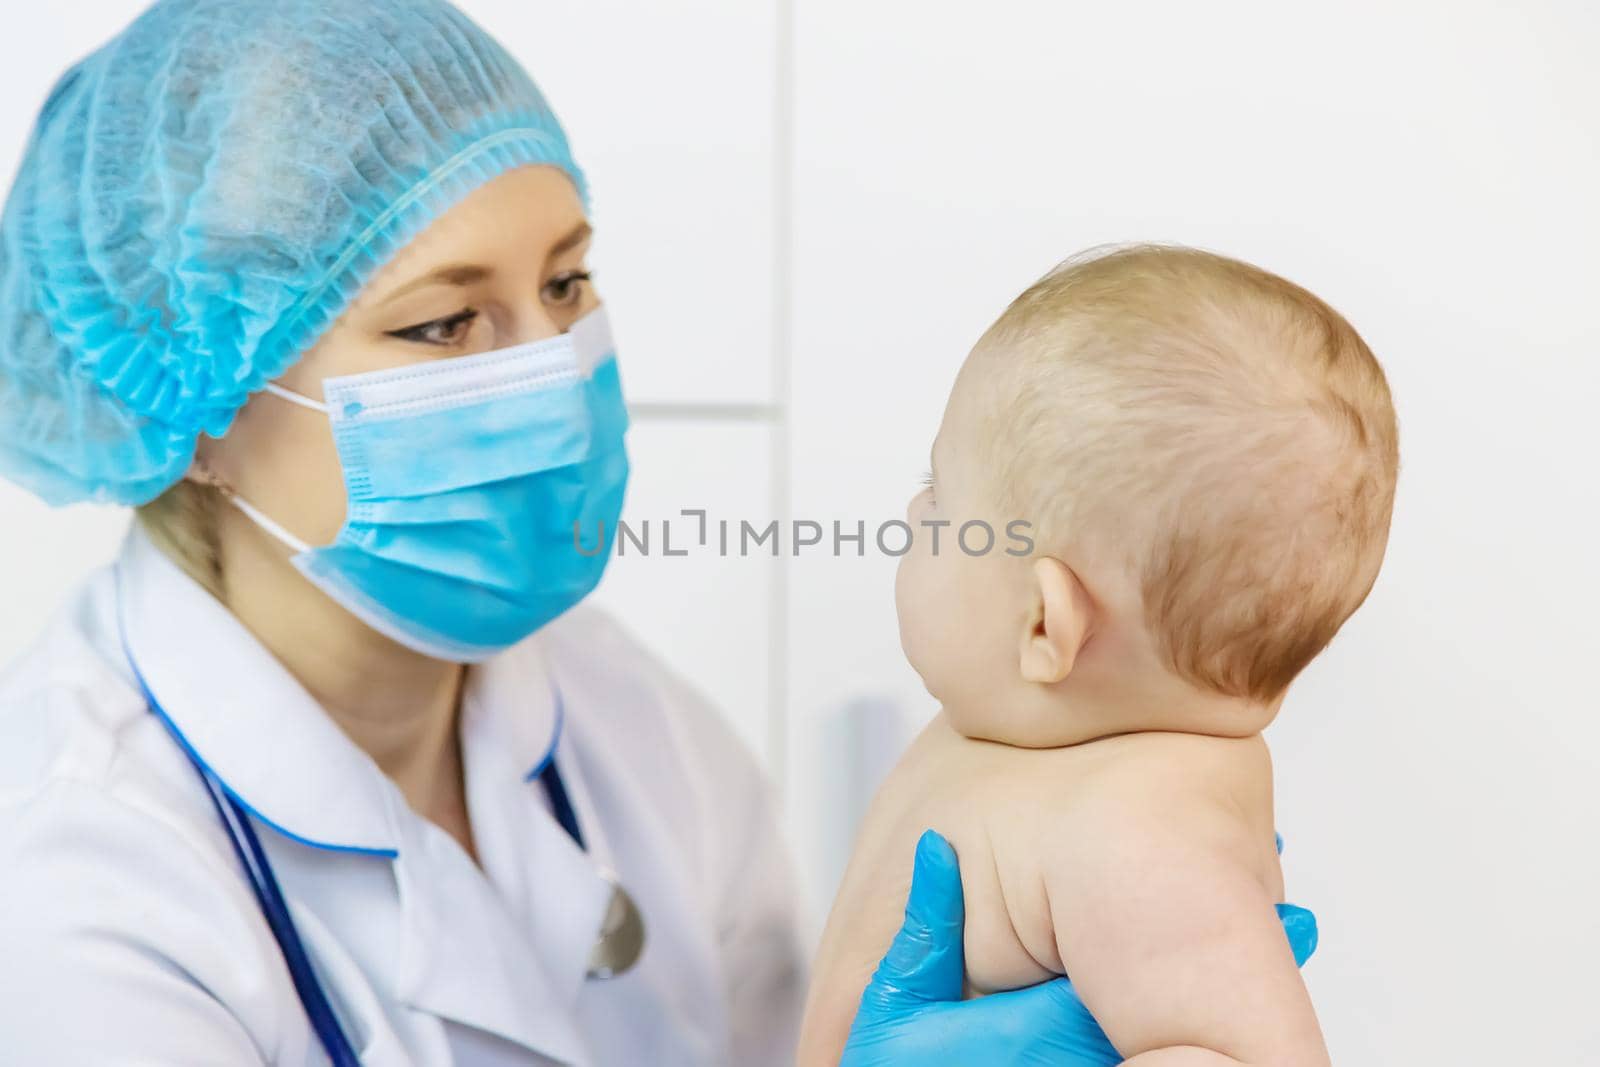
<box><xmin>457</xmin><ymin>0</ymin><xmax>779</xmax><ymax>405</ymax></box>
<box><xmin>589</xmin><ymin>419</ymin><xmax>776</xmax><ymax>769</ymax></box>
<box><xmin>0</xmin><ymin>499</ymin><xmax>126</xmax><ymax>661</ymax></box>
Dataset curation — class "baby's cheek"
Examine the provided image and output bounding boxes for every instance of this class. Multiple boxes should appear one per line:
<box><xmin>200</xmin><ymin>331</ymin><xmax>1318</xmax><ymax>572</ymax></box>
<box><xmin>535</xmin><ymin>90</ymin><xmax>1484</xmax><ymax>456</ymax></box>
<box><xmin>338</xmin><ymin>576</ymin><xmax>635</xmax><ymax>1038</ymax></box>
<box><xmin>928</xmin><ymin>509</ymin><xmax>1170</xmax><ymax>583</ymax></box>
<box><xmin>892</xmin><ymin>555</ymin><xmax>922</xmax><ymax>644</ymax></box>
<box><xmin>893</xmin><ymin>554</ymin><xmax>943</xmax><ymax>676</ymax></box>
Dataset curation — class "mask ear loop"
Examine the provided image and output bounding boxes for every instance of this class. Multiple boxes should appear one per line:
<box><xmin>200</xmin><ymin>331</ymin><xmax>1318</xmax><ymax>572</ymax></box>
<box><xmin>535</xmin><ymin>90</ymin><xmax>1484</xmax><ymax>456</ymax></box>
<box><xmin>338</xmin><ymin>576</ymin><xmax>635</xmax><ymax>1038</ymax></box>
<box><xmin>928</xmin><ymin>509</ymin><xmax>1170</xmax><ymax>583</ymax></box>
<box><xmin>190</xmin><ymin>457</ymin><xmax>314</xmax><ymax>557</ymax></box>
<box><xmin>229</xmin><ymin>495</ymin><xmax>313</xmax><ymax>555</ymax></box>
<box><xmin>194</xmin><ymin>381</ymin><xmax>329</xmax><ymax>555</ymax></box>
<box><xmin>263</xmin><ymin>381</ymin><xmax>331</xmax><ymax>414</ymax></box>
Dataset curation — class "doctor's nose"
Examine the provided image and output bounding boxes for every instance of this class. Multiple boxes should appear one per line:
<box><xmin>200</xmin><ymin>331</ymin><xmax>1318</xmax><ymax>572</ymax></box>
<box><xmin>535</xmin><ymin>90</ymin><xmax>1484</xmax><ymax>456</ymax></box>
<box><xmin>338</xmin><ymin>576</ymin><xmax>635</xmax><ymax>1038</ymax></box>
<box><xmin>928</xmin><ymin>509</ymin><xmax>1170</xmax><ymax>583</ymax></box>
<box><xmin>509</xmin><ymin>283</ymin><xmax>602</xmax><ymax>347</ymax></box>
<box><xmin>510</xmin><ymin>306</ymin><xmax>567</xmax><ymax>347</ymax></box>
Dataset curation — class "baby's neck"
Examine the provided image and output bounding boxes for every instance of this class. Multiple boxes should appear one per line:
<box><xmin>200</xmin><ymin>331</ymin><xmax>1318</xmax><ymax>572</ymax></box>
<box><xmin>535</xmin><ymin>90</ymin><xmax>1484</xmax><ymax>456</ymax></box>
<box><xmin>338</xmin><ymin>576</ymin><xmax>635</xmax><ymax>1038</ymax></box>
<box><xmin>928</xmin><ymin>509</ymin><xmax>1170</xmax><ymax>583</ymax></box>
<box><xmin>945</xmin><ymin>681</ymin><xmax>1279</xmax><ymax>750</ymax></box>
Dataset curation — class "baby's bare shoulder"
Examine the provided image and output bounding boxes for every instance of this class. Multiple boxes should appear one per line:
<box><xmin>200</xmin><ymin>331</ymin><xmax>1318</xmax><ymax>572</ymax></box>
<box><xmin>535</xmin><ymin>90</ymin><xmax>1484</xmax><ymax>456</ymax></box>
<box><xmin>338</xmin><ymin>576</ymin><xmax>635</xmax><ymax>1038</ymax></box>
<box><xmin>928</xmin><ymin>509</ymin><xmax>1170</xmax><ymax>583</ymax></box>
<box><xmin>883</xmin><ymin>723</ymin><xmax>1275</xmax><ymax>861</ymax></box>
<box><xmin>968</xmin><ymin>729</ymin><xmax>1273</xmax><ymax>827</ymax></box>
<box><xmin>1025</xmin><ymin>735</ymin><xmax>1317</xmax><ymax>1063</ymax></box>
<box><xmin>1083</xmin><ymin>729</ymin><xmax>1271</xmax><ymax>800</ymax></box>
<box><xmin>953</xmin><ymin>730</ymin><xmax>1282</xmax><ymax>967</ymax></box>
<box><xmin>1022</xmin><ymin>731</ymin><xmax>1277</xmax><ymax>867</ymax></box>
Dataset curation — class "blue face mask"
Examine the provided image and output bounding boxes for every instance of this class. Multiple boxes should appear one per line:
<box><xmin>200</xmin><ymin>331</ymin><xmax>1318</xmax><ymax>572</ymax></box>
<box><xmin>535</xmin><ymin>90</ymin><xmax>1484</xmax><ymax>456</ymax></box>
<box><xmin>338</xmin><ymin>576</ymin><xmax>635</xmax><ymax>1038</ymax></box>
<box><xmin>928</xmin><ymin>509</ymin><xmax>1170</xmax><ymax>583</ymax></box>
<box><xmin>232</xmin><ymin>307</ymin><xmax>629</xmax><ymax>662</ymax></box>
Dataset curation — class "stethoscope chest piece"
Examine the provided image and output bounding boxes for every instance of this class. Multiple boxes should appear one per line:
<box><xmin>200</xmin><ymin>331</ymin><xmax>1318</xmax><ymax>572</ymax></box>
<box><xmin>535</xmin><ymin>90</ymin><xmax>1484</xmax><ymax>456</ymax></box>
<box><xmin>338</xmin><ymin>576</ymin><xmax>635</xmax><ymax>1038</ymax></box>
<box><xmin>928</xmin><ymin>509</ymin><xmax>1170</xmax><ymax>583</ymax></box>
<box><xmin>586</xmin><ymin>872</ymin><xmax>645</xmax><ymax>979</ymax></box>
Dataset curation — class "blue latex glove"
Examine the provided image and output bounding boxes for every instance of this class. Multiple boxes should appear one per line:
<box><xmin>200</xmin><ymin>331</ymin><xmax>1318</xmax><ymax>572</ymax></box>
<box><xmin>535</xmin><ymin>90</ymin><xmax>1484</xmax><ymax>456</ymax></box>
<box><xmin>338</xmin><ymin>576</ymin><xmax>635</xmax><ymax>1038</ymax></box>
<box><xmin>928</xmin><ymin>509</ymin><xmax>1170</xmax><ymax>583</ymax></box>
<box><xmin>840</xmin><ymin>830</ymin><xmax>1318</xmax><ymax>1066</ymax></box>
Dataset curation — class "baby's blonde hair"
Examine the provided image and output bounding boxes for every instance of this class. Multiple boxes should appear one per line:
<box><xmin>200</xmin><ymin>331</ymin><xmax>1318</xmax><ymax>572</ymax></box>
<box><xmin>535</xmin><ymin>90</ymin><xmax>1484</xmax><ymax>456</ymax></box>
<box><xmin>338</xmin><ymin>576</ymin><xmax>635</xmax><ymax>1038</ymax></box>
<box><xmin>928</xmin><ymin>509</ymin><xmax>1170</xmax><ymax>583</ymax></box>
<box><xmin>980</xmin><ymin>244</ymin><xmax>1398</xmax><ymax>703</ymax></box>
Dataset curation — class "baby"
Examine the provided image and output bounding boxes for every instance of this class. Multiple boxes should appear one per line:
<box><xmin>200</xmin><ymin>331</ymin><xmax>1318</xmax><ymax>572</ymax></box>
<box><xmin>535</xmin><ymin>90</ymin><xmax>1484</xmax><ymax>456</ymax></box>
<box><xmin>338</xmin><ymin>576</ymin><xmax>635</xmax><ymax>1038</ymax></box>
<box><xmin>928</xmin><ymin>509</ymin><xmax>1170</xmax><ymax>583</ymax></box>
<box><xmin>799</xmin><ymin>245</ymin><xmax>1398</xmax><ymax>1065</ymax></box>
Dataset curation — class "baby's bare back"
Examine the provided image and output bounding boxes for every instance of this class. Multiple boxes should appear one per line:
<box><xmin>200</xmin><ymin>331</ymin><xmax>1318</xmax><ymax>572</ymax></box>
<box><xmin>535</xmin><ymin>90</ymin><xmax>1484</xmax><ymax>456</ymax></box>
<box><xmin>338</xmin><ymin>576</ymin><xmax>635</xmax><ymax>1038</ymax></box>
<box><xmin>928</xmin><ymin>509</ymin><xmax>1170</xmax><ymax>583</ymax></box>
<box><xmin>798</xmin><ymin>714</ymin><xmax>1283</xmax><ymax>1066</ymax></box>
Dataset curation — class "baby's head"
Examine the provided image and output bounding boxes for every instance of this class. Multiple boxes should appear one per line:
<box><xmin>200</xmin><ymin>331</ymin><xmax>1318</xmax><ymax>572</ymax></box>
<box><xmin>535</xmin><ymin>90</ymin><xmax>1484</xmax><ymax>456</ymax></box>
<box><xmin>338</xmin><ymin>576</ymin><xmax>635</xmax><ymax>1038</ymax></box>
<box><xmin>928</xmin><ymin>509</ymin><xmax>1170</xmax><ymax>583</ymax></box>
<box><xmin>896</xmin><ymin>245</ymin><xmax>1398</xmax><ymax>746</ymax></box>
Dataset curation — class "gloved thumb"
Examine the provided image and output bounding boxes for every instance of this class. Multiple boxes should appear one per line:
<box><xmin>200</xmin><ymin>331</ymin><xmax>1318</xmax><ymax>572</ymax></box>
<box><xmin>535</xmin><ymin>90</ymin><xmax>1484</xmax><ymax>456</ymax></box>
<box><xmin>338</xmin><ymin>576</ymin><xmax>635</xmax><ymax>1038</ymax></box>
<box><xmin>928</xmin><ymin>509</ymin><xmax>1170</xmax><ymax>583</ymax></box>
<box><xmin>857</xmin><ymin>830</ymin><xmax>966</xmax><ymax>1012</ymax></box>
<box><xmin>1276</xmin><ymin>902</ymin><xmax>1319</xmax><ymax>966</ymax></box>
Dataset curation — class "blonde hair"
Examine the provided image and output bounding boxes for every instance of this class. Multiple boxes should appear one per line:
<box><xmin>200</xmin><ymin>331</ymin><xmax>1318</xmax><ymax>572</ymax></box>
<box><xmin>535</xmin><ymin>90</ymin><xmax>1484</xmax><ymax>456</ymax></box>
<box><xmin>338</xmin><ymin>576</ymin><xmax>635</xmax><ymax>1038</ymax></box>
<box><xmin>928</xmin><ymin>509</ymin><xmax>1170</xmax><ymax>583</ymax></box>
<box><xmin>135</xmin><ymin>479</ymin><xmax>226</xmax><ymax>597</ymax></box>
<box><xmin>981</xmin><ymin>244</ymin><xmax>1399</xmax><ymax>703</ymax></box>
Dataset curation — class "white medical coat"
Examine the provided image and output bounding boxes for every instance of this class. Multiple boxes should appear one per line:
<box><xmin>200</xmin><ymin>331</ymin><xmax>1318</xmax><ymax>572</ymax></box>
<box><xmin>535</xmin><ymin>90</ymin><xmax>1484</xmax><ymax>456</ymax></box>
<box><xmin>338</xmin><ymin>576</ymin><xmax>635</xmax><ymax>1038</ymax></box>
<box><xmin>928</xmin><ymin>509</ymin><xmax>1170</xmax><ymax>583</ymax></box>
<box><xmin>0</xmin><ymin>526</ymin><xmax>806</xmax><ymax>1065</ymax></box>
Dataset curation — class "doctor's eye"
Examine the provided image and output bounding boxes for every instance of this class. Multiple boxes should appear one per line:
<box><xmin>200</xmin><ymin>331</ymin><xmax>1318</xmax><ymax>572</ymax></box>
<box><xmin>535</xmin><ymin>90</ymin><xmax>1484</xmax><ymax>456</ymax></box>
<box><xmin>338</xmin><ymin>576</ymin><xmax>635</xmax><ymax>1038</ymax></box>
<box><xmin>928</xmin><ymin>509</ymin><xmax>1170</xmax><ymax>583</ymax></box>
<box><xmin>541</xmin><ymin>270</ymin><xmax>592</xmax><ymax>308</ymax></box>
<box><xmin>386</xmin><ymin>308</ymin><xmax>479</xmax><ymax>347</ymax></box>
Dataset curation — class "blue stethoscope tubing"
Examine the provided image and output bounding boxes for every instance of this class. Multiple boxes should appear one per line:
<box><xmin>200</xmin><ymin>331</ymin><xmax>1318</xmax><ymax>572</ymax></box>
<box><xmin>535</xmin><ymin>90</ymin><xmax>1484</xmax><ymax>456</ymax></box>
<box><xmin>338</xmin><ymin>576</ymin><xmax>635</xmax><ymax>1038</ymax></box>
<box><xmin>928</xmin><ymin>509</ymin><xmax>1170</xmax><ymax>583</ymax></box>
<box><xmin>144</xmin><ymin>677</ymin><xmax>584</xmax><ymax>1066</ymax></box>
<box><xmin>117</xmin><ymin>598</ymin><xmax>586</xmax><ymax>1066</ymax></box>
<box><xmin>165</xmin><ymin>717</ymin><xmax>582</xmax><ymax>1067</ymax></box>
<box><xmin>178</xmin><ymin>738</ymin><xmax>366</xmax><ymax>1067</ymax></box>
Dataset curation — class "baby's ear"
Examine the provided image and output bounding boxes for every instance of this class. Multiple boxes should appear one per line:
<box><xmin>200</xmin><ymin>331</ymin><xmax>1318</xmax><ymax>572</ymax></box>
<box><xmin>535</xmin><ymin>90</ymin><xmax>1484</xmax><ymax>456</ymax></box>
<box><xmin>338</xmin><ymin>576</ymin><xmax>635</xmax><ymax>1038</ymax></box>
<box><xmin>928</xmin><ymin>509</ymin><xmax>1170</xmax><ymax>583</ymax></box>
<box><xmin>1019</xmin><ymin>556</ymin><xmax>1094</xmax><ymax>684</ymax></box>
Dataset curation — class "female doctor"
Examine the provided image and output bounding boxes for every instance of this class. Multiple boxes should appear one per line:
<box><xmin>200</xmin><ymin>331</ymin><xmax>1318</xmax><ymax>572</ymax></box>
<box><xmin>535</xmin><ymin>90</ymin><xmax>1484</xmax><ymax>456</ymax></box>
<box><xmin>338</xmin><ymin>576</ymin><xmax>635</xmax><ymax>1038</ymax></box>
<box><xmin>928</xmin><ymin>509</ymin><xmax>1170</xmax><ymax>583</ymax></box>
<box><xmin>0</xmin><ymin>1</ymin><xmax>1169</xmax><ymax>1064</ymax></box>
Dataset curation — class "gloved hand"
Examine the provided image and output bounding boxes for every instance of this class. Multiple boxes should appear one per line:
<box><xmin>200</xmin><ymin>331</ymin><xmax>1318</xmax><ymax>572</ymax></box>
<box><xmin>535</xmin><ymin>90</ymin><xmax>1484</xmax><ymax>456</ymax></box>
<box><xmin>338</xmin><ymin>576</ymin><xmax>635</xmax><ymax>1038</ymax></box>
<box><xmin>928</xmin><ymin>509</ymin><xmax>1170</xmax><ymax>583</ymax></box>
<box><xmin>840</xmin><ymin>830</ymin><xmax>1318</xmax><ymax>1066</ymax></box>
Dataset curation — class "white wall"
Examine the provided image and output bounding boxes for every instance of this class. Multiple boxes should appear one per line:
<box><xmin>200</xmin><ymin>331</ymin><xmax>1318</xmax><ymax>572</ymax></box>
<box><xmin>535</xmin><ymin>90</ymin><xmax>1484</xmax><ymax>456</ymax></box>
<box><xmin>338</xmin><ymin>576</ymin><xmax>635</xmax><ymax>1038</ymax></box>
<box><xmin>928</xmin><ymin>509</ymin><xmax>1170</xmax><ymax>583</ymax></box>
<box><xmin>3</xmin><ymin>2</ymin><xmax>1597</xmax><ymax>1064</ymax></box>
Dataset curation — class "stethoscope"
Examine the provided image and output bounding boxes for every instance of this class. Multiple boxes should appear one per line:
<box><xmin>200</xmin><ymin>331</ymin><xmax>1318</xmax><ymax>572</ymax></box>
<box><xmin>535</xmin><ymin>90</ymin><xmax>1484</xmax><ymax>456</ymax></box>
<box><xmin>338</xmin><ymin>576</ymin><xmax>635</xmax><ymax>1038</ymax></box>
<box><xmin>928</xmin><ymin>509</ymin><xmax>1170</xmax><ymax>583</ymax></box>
<box><xmin>117</xmin><ymin>607</ymin><xmax>645</xmax><ymax>1066</ymax></box>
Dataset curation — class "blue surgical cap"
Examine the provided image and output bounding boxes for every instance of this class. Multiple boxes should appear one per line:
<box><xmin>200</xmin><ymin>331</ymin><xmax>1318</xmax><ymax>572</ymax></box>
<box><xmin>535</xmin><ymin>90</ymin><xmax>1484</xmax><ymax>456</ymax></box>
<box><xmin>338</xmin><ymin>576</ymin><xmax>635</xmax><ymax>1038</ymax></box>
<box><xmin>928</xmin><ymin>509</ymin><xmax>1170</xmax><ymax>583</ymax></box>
<box><xmin>0</xmin><ymin>0</ymin><xmax>586</xmax><ymax>505</ymax></box>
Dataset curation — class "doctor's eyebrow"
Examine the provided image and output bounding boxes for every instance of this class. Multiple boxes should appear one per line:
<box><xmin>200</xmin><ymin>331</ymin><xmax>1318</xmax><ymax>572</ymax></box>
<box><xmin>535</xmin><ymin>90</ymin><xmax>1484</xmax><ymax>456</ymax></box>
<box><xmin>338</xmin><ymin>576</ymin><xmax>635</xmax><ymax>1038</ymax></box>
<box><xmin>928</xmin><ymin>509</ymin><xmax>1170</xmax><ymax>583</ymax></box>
<box><xmin>376</xmin><ymin>222</ymin><xmax>594</xmax><ymax>307</ymax></box>
<box><xmin>547</xmin><ymin>221</ymin><xmax>593</xmax><ymax>261</ymax></box>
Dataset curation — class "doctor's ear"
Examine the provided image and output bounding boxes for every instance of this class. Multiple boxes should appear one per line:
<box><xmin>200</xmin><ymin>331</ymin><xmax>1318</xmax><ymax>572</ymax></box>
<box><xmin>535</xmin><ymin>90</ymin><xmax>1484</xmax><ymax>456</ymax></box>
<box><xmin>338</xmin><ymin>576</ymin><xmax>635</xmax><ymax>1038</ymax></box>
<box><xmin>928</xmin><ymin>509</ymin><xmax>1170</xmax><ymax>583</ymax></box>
<box><xmin>182</xmin><ymin>462</ymin><xmax>228</xmax><ymax>495</ymax></box>
<box><xmin>1017</xmin><ymin>556</ymin><xmax>1094</xmax><ymax>685</ymax></box>
<box><xmin>182</xmin><ymin>440</ymin><xmax>235</xmax><ymax>495</ymax></box>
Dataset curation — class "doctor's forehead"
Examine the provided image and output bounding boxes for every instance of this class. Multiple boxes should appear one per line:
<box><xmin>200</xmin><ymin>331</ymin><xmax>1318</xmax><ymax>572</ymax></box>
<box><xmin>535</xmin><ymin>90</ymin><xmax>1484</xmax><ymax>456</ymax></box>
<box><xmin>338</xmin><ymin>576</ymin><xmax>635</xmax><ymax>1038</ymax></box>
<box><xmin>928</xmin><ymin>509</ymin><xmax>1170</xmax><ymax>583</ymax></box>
<box><xmin>359</xmin><ymin>166</ymin><xmax>591</xmax><ymax>301</ymax></box>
